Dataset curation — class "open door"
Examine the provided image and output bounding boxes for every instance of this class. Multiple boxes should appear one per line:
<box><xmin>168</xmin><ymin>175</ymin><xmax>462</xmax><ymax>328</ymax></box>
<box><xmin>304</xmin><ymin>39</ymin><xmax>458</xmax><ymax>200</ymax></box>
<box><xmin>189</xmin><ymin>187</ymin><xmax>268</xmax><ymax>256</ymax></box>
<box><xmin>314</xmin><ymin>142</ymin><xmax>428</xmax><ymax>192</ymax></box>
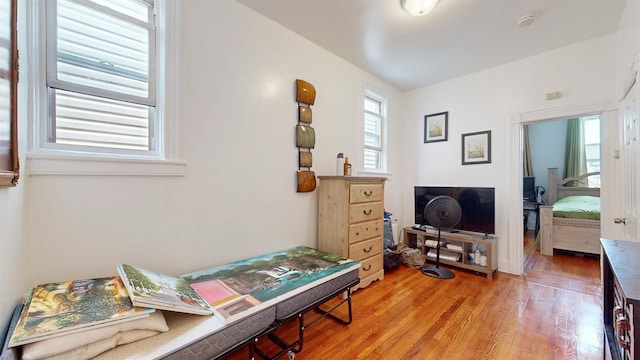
<box><xmin>616</xmin><ymin>75</ymin><xmax>639</xmax><ymax>242</ymax></box>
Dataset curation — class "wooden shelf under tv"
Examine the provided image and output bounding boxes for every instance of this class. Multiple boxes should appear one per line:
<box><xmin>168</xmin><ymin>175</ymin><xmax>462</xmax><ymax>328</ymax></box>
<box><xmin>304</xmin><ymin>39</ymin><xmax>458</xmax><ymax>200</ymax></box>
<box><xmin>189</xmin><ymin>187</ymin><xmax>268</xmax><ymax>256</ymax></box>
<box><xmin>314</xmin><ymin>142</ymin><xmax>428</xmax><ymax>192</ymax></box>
<box><xmin>403</xmin><ymin>226</ymin><xmax>498</xmax><ymax>279</ymax></box>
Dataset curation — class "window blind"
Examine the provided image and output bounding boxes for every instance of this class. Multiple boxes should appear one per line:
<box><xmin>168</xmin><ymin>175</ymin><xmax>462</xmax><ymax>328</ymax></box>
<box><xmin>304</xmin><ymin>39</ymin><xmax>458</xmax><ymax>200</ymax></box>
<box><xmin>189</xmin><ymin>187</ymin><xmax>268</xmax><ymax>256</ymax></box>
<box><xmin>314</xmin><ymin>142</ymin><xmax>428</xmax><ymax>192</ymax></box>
<box><xmin>46</xmin><ymin>0</ymin><xmax>156</xmax><ymax>152</ymax></box>
<box><xmin>0</xmin><ymin>0</ymin><xmax>10</xmax><ymax>152</ymax></box>
<box><xmin>364</xmin><ymin>94</ymin><xmax>383</xmax><ymax>170</ymax></box>
<box><xmin>53</xmin><ymin>89</ymin><xmax>151</xmax><ymax>150</ymax></box>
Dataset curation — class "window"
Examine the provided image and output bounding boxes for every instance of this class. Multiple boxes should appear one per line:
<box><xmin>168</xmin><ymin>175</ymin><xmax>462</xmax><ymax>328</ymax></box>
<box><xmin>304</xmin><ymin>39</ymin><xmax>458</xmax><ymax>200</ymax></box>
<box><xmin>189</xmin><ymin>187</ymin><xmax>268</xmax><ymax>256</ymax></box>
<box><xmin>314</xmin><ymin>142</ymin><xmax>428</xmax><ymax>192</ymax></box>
<box><xmin>0</xmin><ymin>0</ymin><xmax>18</xmax><ymax>187</ymax></box>
<box><xmin>583</xmin><ymin>115</ymin><xmax>600</xmax><ymax>187</ymax></box>
<box><xmin>28</xmin><ymin>0</ymin><xmax>182</xmax><ymax>175</ymax></box>
<box><xmin>43</xmin><ymin>0</ymin><xmax>157</xmax><ymax>157</ymax></box>
<box><xmin>363</xmin><ymin>90</ymin><xmax>386</xmax><ymax>172</ymax></box>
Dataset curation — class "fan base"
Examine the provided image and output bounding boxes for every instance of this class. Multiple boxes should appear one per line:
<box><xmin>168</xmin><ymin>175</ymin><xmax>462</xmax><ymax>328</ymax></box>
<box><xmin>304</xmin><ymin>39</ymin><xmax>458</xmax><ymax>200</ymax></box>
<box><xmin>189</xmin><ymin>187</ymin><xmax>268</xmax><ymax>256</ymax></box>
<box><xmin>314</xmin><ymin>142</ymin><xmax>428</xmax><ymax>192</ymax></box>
<box><xmin>420</xmin><ymin>265</ymin><xmax>455</xmax><ymax>279</ymax></box>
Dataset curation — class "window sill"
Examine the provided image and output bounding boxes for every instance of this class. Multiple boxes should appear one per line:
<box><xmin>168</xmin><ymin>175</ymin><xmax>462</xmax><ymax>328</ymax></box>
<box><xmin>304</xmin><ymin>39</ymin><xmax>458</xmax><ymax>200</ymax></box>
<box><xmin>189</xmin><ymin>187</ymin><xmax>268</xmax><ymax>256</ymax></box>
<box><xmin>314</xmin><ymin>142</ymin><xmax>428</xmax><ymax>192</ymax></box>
<box><xmin>26</xmin><ymin>154</ymin><xmax>186</xmax><ymax>177</ymax></box>
<box><xmin>357</xmin><ymin>170</ymin><xmax>392</xmax><ymax>177</ymax></box>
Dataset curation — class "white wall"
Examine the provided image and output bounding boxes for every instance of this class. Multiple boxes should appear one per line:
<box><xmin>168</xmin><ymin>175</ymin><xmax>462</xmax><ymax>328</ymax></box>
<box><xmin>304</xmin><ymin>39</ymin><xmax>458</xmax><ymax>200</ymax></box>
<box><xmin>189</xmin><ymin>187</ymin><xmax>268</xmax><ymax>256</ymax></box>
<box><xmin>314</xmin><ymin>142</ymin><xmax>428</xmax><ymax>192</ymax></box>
<box><xmin>529</xmin><ymin>120</ymin><xmax>566</xmax><ymax>193</ymax></box>
<box><xmin>0</xmin><ymin>186</ymin><xmax>25</xmax><ymax>329</ymax></box>
<box><xmin>19</xmin><ymin>1</ymin><xmax>404</xmax><ymax>289</ymax></box>
<box><xmin>615</xmin><ymin>0</ymin><xmax>639</xmax><ymax>96</ymax></box>
<box><xmin>401</xmin><ymin>35</ymin><xmax>617</xmax><ymax>273</ymax></box>
<box><xmin>0</xmin><ymin>2</ymin><xmax>29</xmax><ymax>329</ymax></box>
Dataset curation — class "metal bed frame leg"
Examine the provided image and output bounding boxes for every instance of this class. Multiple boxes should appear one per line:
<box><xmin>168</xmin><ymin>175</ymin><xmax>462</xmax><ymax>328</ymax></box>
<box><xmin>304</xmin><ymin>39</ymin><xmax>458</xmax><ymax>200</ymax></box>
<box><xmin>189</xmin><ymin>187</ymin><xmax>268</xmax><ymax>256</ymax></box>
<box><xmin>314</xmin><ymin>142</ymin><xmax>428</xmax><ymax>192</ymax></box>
<box><xmin>313</xmin><ymin>288</ymin><xmax>353</xmax><ymax>325</ymax></box>
<box><xmin>251</xmin><ymin>285</ymin><xmax>355</xmax><ymax>360</ymax></box>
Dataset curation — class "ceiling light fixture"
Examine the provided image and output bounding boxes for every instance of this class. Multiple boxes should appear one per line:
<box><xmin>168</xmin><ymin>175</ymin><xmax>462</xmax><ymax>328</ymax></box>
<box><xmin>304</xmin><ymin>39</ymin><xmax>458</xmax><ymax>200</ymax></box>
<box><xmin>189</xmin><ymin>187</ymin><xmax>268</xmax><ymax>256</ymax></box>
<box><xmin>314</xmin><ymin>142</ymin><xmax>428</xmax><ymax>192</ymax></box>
<box><xmin>401</xmin><ymin>0</ymin><xmax>440</xmax><ymax>16</ymax></box>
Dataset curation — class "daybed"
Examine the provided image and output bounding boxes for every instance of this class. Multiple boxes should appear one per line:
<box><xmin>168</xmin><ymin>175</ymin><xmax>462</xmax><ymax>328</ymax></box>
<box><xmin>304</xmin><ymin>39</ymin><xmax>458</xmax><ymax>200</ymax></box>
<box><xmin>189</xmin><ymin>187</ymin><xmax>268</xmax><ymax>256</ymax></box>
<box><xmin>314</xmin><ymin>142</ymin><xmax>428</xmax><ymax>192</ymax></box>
<box><xmin>1</xmin><ymin>246</ymin><xmax>361</xmax><ymax>360</ymax></box>
<box><xmin>539</xmin><ymin>168</ymin><xmax>601</xmax><ymax>256</ymax></box>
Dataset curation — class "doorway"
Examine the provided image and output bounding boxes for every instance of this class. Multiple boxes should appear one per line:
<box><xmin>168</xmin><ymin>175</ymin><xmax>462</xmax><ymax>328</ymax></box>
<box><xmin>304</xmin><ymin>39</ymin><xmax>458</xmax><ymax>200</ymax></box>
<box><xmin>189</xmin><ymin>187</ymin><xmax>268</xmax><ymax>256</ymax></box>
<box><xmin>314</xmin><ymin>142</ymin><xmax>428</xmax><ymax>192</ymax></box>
<box><xmin>506</xmin><ymin>100</ymin><xmax>617</xmax><ymax>276</ymax></box>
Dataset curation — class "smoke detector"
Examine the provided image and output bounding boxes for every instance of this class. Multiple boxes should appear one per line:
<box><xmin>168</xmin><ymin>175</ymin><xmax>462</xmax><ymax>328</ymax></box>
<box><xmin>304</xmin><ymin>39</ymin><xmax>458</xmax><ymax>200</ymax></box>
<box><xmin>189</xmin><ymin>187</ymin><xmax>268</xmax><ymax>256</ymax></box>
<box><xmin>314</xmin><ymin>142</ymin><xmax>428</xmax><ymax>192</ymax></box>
<box><xmin>517</xmin><ymin>14</ymin><xmax>535</xmax><ymax>27</ymax></box>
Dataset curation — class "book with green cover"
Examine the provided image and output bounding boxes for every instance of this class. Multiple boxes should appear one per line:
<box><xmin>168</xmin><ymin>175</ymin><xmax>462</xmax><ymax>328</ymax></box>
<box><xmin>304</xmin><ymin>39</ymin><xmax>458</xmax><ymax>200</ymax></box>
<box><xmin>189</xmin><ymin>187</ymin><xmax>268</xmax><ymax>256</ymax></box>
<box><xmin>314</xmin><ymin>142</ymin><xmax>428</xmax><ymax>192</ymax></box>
<box><xmin>9</xmin><ymin>276</ymin><xmax>154</xmax><ymax>347</ymax></box>
<box><xmin>117</xmin><ymin>264</ymin><xmax>214</xmax><ymax>316</ymax></box>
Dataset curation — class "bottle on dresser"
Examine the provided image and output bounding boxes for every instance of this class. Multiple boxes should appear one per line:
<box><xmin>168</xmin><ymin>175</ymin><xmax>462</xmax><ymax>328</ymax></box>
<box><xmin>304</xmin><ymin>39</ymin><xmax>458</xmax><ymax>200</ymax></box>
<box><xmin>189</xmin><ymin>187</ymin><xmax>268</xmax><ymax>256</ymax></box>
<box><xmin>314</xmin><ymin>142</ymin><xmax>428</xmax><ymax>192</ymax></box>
<box><xmin>343</xmin><ymin>157</ymin><xmax>352</xmax><ymax>176</ymax></box>
<box><xmin>336</xmin><ymin>153</ymin><xmax>345</xmax><ymax>176</ymax></box>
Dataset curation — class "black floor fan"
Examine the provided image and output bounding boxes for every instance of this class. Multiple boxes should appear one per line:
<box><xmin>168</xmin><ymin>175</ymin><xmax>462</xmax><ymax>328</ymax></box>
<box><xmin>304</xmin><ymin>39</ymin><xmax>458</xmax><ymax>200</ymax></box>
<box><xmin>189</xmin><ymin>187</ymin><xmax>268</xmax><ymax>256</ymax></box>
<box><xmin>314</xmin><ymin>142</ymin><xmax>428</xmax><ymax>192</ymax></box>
<box><xmin>420</xmin><ymin>195</ymin><xmax>462</xmax><ymax>279</ymax></box>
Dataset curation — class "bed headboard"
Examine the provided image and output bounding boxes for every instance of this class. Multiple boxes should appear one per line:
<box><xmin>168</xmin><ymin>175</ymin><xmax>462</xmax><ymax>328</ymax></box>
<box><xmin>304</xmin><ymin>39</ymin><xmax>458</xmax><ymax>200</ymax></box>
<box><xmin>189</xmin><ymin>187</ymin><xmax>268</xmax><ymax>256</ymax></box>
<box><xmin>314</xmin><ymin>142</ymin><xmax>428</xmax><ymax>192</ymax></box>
<box><xmin>547</xmin><ymin>168</ymin><xmax>600</xmax><ymax>204</ymax></box>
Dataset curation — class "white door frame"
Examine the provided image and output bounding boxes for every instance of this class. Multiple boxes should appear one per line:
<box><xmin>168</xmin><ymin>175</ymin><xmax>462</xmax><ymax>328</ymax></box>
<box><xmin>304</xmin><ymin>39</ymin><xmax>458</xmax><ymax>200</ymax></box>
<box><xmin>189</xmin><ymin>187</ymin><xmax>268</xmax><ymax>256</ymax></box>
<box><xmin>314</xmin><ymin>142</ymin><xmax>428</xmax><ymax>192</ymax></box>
<box><xmin>507</xmin><ymin>99</ymin><xmax>616</xmax><ymax>275</ymax></box>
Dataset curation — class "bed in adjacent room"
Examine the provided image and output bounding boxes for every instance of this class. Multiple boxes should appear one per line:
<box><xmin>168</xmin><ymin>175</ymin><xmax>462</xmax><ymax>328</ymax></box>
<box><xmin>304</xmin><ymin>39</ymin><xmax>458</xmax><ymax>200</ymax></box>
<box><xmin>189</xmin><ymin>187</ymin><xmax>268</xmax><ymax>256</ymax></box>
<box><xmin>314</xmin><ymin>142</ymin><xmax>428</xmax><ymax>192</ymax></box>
<box><xmin>538</xmin><ymin>168</ymin><xmax>601</xmax><ymax>256</ymax></box>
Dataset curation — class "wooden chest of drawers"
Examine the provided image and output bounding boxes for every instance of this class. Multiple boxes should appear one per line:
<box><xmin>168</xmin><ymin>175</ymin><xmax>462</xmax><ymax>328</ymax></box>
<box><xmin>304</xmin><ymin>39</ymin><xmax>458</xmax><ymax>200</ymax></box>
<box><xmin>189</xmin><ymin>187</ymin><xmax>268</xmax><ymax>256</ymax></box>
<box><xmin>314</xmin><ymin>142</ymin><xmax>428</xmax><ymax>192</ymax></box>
<box><xmin>602</xmin><ymin>238</ymin><xmax>640</xmax><ymax>360</ymax></box>
<box><xmin>317</xmin><ymin>176</ymin><xmax>386</xmax><ymax>291</ymax></box>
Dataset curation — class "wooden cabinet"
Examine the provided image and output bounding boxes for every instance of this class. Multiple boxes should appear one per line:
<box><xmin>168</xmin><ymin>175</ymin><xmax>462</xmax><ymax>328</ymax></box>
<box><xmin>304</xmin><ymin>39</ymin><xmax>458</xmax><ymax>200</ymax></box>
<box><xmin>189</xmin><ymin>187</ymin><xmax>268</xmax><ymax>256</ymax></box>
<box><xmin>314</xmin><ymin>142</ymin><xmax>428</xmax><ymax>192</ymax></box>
<box><xmin>602</xmin><ymin>238</ymin><xmax>640</xmax><ymax>360</ymax></box>
<box><xmin>317</xmin><ymin>176</ymin><xmax>386</xmax><ymax>291</ymax></box>
<box><xmin>403</xmin><ymin>227</ymin><xmax>498</xmax><ymax>279</ymax></box>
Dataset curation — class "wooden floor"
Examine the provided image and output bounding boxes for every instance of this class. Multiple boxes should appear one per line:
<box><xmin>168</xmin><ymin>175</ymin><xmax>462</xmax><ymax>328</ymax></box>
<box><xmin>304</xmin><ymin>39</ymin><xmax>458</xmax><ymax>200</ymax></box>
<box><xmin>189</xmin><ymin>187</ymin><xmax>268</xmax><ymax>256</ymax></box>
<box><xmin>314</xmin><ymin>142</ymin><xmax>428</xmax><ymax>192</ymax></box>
<box><xmin>226</xmin><ymin>231</ymin><xmax>602</xmax><ymax>360</ymax></box>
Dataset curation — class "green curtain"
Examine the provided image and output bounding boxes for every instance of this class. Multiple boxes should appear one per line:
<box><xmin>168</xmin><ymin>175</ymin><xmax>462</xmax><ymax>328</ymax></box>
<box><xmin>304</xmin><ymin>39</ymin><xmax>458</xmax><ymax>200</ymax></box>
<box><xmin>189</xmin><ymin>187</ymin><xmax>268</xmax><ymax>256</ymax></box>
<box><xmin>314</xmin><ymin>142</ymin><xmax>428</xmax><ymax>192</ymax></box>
<box><xmin>523</xmin><ymin>125</ymin><xmax>533</xmax><ymax>176</ymax></box>
<box><xmin>563</xmin><ymin>118</ymin><xmax>587</xmax><ymax>186</ymax></box>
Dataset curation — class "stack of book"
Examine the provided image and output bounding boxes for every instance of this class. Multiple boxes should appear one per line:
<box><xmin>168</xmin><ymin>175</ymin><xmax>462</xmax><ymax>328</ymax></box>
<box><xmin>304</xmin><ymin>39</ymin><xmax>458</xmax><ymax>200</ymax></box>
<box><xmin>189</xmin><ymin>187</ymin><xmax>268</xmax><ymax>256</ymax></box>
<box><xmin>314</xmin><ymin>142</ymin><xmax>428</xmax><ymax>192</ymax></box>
<box><xmin>9</xmin><ymin>246</ymin><xmax>357</xmax><ymax>353</ymax></box>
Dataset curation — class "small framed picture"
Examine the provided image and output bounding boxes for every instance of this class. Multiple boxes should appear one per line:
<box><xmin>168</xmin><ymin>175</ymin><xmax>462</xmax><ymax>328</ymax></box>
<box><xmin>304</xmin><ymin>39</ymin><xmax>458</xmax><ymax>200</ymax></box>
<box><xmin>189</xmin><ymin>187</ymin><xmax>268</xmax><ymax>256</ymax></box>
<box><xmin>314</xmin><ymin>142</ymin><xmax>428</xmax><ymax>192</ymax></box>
<box><xmin>424</xmin><ymin>112</ymin><xmax>448</xmax><ymax>143</ymax></box>
<box><xmin>462</xmin><ymin>130</ymin><xmax>491</xmax><ymax>165</ymax></box>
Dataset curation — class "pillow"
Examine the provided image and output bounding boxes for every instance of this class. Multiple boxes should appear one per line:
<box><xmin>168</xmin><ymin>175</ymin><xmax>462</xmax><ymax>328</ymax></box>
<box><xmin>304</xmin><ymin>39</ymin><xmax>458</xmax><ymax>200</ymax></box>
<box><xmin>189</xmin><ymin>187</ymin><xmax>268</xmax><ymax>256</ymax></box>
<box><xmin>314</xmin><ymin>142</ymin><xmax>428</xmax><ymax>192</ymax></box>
<box><xmin>22</xmin><ymin>310</ymin><xmax>169</xmax><ymax>360</ymax></box>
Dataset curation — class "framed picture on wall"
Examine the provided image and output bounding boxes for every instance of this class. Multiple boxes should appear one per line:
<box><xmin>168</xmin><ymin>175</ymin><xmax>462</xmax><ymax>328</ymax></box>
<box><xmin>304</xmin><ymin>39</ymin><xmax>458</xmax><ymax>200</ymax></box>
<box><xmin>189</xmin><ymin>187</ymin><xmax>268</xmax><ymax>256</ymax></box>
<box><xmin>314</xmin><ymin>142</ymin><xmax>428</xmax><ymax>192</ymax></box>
<box><xmin>424</xmin><ymin>112</ymin><xmax>448</xmax><ymax>143</ymax></box>
<box><xmin>462</xmin><ymin>130</ymin><xmax>491</xmax><ymax>165</ymax></box>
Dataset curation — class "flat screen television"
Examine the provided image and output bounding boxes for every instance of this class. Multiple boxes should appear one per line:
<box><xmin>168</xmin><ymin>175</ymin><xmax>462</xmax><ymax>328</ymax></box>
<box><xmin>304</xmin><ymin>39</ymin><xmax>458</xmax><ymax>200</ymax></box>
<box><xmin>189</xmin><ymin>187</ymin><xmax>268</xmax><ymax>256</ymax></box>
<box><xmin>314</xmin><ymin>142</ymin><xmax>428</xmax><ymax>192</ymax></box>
<box><xmin>414</xmin><ymin>186</ymin><xmax>495</xmax><ymax>235</ymax></box>
<box><xmin>523</xmin><ymin>176</ymin><xmax>535</xmax><ymax>202</ymax></box>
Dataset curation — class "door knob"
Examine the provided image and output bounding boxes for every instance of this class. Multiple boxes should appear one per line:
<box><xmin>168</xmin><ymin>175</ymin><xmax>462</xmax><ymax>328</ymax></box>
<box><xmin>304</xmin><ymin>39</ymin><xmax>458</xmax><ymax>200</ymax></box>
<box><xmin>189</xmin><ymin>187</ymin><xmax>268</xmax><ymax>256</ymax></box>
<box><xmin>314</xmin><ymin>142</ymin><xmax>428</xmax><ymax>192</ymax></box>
<box><xmin>614</xmin><ymin>217</ymin><xmax>627</xmax><ymax>225</ymax></box>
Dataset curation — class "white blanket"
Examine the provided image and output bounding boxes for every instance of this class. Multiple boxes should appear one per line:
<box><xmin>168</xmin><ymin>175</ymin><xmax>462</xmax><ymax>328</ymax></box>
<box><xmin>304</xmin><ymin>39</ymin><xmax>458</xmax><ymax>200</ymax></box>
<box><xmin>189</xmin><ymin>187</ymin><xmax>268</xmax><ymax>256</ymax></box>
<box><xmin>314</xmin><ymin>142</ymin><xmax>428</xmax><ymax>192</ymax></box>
<box><xmin>22</xmin><ymin>310</ymin><xmax>169</xmax><ymax>360</ymax></box>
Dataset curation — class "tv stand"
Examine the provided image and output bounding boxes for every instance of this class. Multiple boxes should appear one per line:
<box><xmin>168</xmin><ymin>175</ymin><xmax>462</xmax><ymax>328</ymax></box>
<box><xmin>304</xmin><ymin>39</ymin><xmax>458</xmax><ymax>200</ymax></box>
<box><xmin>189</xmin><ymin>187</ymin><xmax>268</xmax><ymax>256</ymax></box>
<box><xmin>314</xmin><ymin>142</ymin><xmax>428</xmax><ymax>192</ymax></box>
<box><xmin>403</xmin><ymin>226</ymin><xmax>498</xmax><ymax>279</ymax></box>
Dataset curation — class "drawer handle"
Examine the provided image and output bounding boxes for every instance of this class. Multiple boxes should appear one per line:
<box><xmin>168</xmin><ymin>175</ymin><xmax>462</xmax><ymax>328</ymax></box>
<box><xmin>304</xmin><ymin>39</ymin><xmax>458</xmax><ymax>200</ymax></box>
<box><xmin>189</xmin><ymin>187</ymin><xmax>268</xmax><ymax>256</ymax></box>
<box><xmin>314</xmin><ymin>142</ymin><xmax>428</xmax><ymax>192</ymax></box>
<box><xmin>363</xmin><ymin>209</ymin><xmax>372</xmax><ymax>215</ymax></box>
<box><xmin>363</xmin><ymin>246</ymin><xmax>372</xmax><ymax>253</ymax></box>
<box><xmin>616</xmin><ymin>313</ymin><xmax>630</xmax><ymax>350</ymax></box>
<box><xmin>362</xmin><ymin>264</ymin><xmax>372</xmax><ymax>271</ymax></box>
<box><xmin>355</xmin><ymin>232</ymin><xmax>360</xmax><ymax>236</ymax></box>
<box><xmin>364</xmin><ymin>190</ymin><xmax>373</xmax><ymax>196</ymax></box>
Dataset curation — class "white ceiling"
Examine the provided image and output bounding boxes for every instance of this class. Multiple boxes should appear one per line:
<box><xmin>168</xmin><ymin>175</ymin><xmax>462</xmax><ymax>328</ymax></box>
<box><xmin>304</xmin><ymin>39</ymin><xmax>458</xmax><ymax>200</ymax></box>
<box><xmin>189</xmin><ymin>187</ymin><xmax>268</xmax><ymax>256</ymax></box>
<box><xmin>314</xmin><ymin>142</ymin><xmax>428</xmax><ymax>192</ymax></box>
<box><xmin>235</xmin><ymin>0</ymin><xmax>628</xmax><ymax>92</ymax></box>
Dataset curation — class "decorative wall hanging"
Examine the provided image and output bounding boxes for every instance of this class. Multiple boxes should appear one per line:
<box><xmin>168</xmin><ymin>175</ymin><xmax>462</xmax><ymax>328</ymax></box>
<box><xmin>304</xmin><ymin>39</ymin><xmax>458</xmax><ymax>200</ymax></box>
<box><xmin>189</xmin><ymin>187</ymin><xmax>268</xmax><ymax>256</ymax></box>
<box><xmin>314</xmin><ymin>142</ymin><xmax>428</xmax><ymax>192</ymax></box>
<box><xmin>295</xmin><ymin>124</ymin><xmax>316</xmax><ymax>149</ymax></box>
<box><xmin>296</xmin><ymin>170</ymin><xmax>316</xmax><ymax>192</ymax></box>
<box><xmin>296</xmin><ymin>79</ymin><xmax>316</xmax><ymax>105</ymax></box>
<box><xmin>462</xmin><ymin>130</ymin><xmax>491</xmax><ymax>165</ymax></box>
<box><xmin>295</xmin><ymin>79</ymin><xmax>317</xmax><ymax>192</ymax></box>
<box><xmin>298</xmin><ymin>106</ymin><xmax>312</xmax><ymax>123</ymax></box>
<box><xmin>299</xmin><ymin>152</ymin><xmax>312</xmax><ymax>168</ymax></box>
<box><xmin>424</xmin><ymin>111</ymin><xmax>448</xmax><ymax>143</ymax></box>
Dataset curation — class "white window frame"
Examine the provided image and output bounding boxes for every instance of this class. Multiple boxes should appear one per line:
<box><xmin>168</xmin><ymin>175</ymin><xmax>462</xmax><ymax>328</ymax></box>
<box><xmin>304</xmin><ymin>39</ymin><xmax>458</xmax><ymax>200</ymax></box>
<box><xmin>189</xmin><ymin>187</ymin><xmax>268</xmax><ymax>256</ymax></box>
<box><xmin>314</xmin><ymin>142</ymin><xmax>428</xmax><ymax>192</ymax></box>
<box><xmin>25</xmin><ymin>0</ymin><xmax>184</xmax><ymax>176</ymax></box>
<box><xmin>583</xmin><ymin>114</ymin><xmax>601</xmax><ymax>187</ymax></box>
<box><xmin>363</xmin><ymin>89</ymin><xmax>387</xmax><ymax>173</ymax></box>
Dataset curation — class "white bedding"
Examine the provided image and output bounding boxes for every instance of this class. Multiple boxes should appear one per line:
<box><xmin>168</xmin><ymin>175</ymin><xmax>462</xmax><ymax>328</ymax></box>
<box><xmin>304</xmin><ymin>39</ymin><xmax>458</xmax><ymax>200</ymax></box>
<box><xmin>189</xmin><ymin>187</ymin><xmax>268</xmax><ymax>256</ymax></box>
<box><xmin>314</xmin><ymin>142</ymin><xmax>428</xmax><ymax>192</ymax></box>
<box><xmin>22</xmin><ymin>310</ymin><xmax>168</xmax><ymax>360</ymax></box>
